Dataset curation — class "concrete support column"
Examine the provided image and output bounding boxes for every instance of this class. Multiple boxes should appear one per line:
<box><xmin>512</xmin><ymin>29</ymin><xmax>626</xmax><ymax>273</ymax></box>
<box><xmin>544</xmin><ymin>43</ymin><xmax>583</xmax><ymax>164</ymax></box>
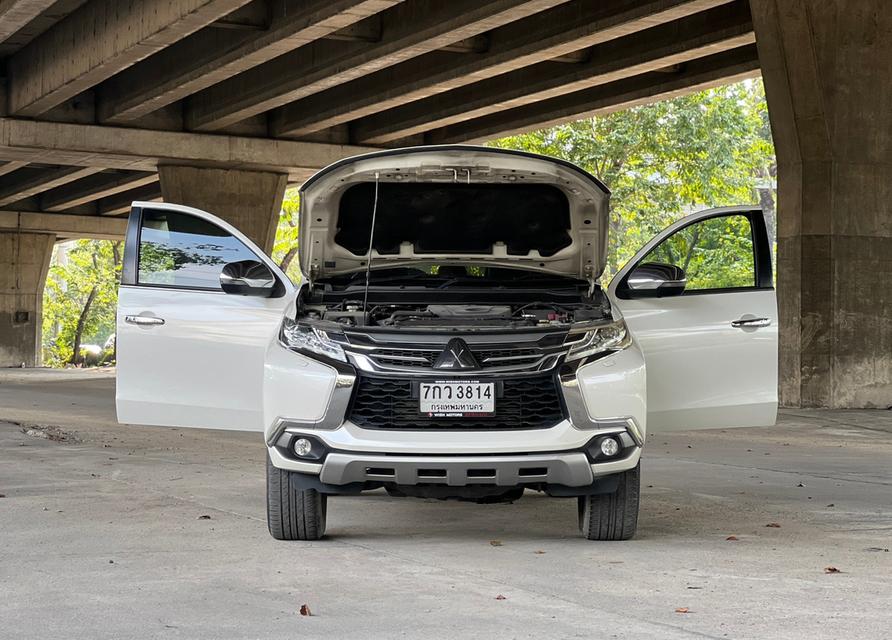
<box><xmin>751</xmin><ymin>1</ymin><xmax>892</xmax><ymax>407</ymax></box>
<box><xmin>0</xmin><ymin>231</ymin><xmax>55</xmax><ymax>367</ymax></box>
<box><xmin>157</xmin><ymin>165</ymin><xmax>287</xmax><ymax>253</ymax></box>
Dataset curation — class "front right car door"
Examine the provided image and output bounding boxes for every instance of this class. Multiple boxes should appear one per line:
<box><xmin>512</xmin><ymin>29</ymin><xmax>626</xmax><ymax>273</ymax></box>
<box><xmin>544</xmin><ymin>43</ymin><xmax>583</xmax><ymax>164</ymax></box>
<box><xmin>609</xmin><ymin>206</ymin><xmax>777</xmax><ymax>432</ymax></box>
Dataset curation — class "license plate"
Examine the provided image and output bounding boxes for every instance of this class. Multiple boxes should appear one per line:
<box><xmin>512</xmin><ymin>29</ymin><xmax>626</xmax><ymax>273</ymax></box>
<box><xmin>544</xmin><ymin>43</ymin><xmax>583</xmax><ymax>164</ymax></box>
<box><xmin>419</xmin><ymin>381</ymin><xmax>495</xmax><ymax>417</ymax></box>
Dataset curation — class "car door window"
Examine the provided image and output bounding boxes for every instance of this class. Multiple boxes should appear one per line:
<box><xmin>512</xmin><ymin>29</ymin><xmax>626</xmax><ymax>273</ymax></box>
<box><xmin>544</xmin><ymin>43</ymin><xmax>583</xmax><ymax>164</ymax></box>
<box><xmin>636</xmin><ymin>213</ymin><xmax>758</xmax><ymax>292</ymax></box>
<box><xmin>138</xmin><ymin>209</ymin><xmax>260</xmax><ymax>290</ymax></box>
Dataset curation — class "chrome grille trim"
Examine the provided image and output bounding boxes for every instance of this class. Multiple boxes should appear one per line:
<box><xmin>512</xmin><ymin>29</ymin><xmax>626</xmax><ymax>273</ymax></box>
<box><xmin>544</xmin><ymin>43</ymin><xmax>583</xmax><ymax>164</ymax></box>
<box><xmin>337</xmin><ymin>329</ymin><xmax>572</xmax><ymax>375</ymax></box>
<box><xmin>346</xmin><ymin>348</ymin><xmax>565</xmax><ymax>375</ymax></box>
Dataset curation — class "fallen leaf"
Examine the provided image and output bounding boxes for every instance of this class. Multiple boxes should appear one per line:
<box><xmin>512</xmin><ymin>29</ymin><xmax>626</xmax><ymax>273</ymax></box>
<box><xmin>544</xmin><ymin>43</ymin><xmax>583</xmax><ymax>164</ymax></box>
<box><xmin>765</xmin><ymin>523</ymin><xmax>781</xmax><ymax>528</ymax></box>
<box><xmin>197</xmin><ymin>515</ymin><xmax>212</xmax><ymax>520</ymax></box>
<box><xmin>299</xmin><ymin>604</ymin><xmax>312</xmax><ymax>616</ymax></box>
<box><xmin>824</xmin><ymin>566</ymin><xmax>841</xmax><ymax>574</ymax></box>
<box><xmin>495</xmin><ymin>595</ymin><xmax>507</xmax><ymax>601</ymax></box>
<box><xmin>489</xmin><ymin>540</ymin><xmax>503</xmax><ymax>547</ymax></box>
<box><xmin>675</xmin><ymin>608</ymin><xmax>690</xmax><ymax>614</ymax></box>
<box><xmin>726</xmin><ymin>535</ymin><xmax>739</xmax><ymax>541</ymax></box>
<box><xmin>533</xmin><ymin>550</ymin><xmax>546</xmax><ymax>555</ymax></box>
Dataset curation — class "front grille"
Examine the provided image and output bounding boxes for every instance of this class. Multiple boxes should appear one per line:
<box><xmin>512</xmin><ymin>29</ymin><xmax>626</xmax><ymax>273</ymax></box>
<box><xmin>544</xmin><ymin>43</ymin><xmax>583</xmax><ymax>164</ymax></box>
<box><xmin>359</xmin><ymin>344</ymin><xmax>560</xmax><ymax>371</ymax></box>
<box><xmin>347</xmin><ymin>373</ymin><xmax>566</xmax><ymax>430</ymax></box>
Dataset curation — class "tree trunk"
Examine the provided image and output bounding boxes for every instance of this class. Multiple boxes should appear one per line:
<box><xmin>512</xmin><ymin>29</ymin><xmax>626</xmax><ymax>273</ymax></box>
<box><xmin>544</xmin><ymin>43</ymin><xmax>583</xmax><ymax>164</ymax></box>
<box><xmin>279</xmin><ymin>246</ymin><xmax>299</xmax><ymax>273</ymax></box>
<box><xmin>681</xmin><ymin>227</ymin><xmax>701</xmax><ymax>274</ymax></box>
<box><xmin>69</xmin><ymin>286</ymin><xmax>97</xmax><ymax>365</ymax></box>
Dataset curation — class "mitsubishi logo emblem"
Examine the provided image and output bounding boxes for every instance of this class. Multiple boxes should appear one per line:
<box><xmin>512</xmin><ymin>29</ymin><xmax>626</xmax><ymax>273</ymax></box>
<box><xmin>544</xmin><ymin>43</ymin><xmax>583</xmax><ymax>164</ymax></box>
<box><xmin>433</xmin><ymin>338</ymin><xmax>480</xmax><ymax>370</ymax></box>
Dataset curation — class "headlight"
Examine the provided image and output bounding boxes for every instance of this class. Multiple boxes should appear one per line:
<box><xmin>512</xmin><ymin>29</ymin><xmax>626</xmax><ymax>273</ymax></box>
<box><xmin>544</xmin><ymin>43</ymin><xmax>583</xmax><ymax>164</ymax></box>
<box><xmin>280</xmin><ymin>316</ymin><xmax>347</xmax><ymax>362</ymax></box>
<box><xmin>564</xmin><ymin>318</ymin><xmax>632</xmax><ymax>361</ymax></box>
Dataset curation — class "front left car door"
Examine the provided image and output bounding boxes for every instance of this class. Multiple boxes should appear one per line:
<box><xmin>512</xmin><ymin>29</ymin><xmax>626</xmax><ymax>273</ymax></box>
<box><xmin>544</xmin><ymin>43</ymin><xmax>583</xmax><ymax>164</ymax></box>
<box><xmin>116</xmin><ymin>202</ymin><xmax>295</xmax><ymax>431</ymax></box>
<box><xmin>609</xmin><ymin>206</ymin><xmax>777</xmax><ymax>432</ymax></box>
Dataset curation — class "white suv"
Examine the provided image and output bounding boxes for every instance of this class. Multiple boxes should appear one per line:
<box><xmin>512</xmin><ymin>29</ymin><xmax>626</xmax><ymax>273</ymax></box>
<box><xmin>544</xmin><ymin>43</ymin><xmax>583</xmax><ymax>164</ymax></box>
<box><xmin>116</xmin><ymin>146</ymin><xmax>777</xmax><ymax>541</ymax></box>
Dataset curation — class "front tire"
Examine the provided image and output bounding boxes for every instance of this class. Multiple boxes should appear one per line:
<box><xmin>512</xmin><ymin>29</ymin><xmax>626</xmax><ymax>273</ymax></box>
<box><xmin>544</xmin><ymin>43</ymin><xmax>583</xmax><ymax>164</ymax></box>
<box><xmin>267</xmin><ymin>454</ymin><xmax>327</xmax><ymax>540</ymax></box>
<box><xmin>578</xmin><ymin>464</ymin><xmax>640</xmax><ymax>540</ymax></box>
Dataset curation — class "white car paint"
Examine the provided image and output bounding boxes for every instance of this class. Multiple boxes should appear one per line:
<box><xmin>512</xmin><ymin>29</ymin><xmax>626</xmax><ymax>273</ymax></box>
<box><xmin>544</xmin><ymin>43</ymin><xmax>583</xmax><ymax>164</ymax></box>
<box><xmin>116</xmin><ymin>202</ymin><xmax>293</xmax><ymax>431</ymax></box>
<box><xmin>608</xmin><ymin>206</ymin><xmax>778</xmax><ymax>431</ymax></box>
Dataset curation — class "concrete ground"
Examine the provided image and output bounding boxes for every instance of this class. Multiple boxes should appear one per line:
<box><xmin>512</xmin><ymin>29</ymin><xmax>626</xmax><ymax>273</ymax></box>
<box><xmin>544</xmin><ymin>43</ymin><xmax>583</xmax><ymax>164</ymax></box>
<box><xmin>1</xmin><ymin>370</ymin><xmax>890</xmax><ymax>640</ymax></box>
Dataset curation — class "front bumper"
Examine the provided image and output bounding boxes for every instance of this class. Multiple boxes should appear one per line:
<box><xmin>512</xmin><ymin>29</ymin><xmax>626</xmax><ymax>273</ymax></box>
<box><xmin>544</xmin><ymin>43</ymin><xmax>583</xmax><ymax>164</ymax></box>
<box><xmin>263</xmin><ymin>340</ymin><xmax>647</xmax><ymax>487</ymax></box>
<box><xmin>268</xmin><ymin>430</ymin><xmax>641</xmax><ymax>488</ymax></box>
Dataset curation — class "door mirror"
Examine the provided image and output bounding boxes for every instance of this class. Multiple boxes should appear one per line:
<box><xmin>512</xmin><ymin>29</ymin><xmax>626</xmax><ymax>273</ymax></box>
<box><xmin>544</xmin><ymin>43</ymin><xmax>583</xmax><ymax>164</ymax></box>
<box><xmin>220</xmin><ymin>260</ymin><xmax>276</xmax><ymax>297</ymax></box>
<box><xmin>623</xmin><ymin>262</ymin><xmax>686</xmax><ymax>298</ymax></box>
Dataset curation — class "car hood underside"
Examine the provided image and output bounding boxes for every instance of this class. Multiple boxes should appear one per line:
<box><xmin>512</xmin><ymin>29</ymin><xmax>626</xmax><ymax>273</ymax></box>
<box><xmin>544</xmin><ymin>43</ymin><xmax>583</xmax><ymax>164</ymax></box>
<box><xmin>298</xmin><ymin>146</ymin><xmax>610</xmax><ymax>281</ymax></box>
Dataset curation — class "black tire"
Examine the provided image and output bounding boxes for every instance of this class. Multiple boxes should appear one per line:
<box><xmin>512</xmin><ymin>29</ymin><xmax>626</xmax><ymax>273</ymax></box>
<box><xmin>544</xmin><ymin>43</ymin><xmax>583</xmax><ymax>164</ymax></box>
<box><xmin>577</xmin><ymin>463</ymin><xmax>640</xmax><ymax>541</ymax></box>
<box><xmin>266</xmin><ymin>454</ymin><xmax>327</xmax><ymax>540</ymax></box>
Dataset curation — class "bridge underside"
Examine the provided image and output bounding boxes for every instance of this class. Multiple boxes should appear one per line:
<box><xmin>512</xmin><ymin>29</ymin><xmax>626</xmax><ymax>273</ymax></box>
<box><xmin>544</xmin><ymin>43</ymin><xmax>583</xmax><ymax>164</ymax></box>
<box><xmin>0</xmin><ymin>0</ymin><xmax>889</xmax><ymax>408</ymax></box>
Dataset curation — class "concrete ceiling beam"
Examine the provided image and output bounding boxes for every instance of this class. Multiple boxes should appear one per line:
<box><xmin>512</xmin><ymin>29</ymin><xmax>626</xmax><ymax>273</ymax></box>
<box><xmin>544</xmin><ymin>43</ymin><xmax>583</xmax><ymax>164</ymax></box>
<box><xmin>97</xmin><ymin>184</ymin><xmax>163</xmax><ymax>216</ymax></box>
<box><xmin>40</xmin><ymin>171</ymin><xmax>159</xmax><ymax>212</ymax></box>
<box><xmin>0</xmin><ymin>160</ymin><xmax>28</xmax><ymax>177</ymax></box>
<box><xmin>0</xmin><ymin>209</ymin><xmax>126</xmax><ymax>239</ymax></box>
<box><xmin>98</xmin><ymin>0</ymin><xmax>401</xmax><ymax>124</ymax></box>
<box><xmin>354</xmin><ymin>1</ymin><xmax>754</xmax><ymax>144</ymax></box>
<box><xmin>272</xmin><ymin>0</ymin><xmax>739</xmax><ymax>138</ymax></box>
<box><xmin>8</xmin><ymin>0</ymin><xmax>256</xmax><ymax>117</ymax></box>
<box><xmin>185</xmin><ymin>0</ymin><xmax>570</xmax><ymax>132</ymax></box>
<box><xmin>0</xmin><ymin>118</ymin><xmax>377</xmax><ymax>181</ymax></box>
<box><xmin>427</xmin><ymin>44</ymin><xmax>761</xmax><ymax>143</ymax></box>
<box><xmin>0</xmin><ymin>0</ymin><xmax>58</xmax><ymax>44</ymax></box>
<box><xmin>0</xmin><ymin>165</ymin><xmax>102</xmax><ymax>207</ymax></box>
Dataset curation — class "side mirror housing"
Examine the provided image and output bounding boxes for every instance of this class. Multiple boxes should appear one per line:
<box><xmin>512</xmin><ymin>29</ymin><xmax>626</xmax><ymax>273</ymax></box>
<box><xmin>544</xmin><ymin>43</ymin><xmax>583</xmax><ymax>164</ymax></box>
<box><xmin>220</xmin><ymin>260</ymin><xmax>276</xmax><ymax>297</ymax></box>
<box><xmin>620</xmin><ymin>262</ymin><xmax>687</xmax><ymax>298</ymax></box>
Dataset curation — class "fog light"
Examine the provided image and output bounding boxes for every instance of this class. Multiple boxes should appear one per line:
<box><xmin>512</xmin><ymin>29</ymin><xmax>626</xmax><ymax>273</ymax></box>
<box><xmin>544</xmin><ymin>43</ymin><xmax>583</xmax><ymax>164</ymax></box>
<box><xmin>600</xmin><ymin>437</ymin><xmax>621</xmax><ymax>457</ymax></box>
<box><xmin>293</xmin><ymin>438</ymin><xmax>313</xmax><ymax>458</ymax></box>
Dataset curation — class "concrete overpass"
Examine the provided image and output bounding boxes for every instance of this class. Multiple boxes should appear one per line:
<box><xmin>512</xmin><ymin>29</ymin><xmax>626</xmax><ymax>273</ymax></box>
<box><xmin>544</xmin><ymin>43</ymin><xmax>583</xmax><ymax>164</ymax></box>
<box><xmin>0</xmin><ymin>0</ymin><xmax>888</xmax><ymax>409</ymax></box>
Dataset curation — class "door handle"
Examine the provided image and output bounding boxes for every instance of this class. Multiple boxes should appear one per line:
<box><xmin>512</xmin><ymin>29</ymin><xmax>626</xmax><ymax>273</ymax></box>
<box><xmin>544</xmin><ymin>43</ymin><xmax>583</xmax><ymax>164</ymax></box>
<box><xmin>731</xmin><ymin>317</ymin><xmax>771</xmax><ymax>328</ymax></box>
<box><xmin>124</xmin><ymin>315</ymin><xmax>165</xmax><ymax>326</ymax></box>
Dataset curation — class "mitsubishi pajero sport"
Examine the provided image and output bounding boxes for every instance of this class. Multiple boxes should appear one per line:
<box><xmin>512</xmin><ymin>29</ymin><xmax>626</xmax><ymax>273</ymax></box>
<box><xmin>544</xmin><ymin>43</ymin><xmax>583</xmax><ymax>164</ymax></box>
<box><xmin>116</xmin><ymin>146</ymin><xmax>777</xmax><ymax>541</ymax></box>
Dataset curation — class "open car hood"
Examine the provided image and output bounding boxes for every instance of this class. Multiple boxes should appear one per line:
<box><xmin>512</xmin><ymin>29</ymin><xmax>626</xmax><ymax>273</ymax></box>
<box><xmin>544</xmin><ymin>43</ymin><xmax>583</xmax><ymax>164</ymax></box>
<box><xmin>298</xmin><ymin>145</ymin><xmax>610</xmax><ymax>282</ymax></box>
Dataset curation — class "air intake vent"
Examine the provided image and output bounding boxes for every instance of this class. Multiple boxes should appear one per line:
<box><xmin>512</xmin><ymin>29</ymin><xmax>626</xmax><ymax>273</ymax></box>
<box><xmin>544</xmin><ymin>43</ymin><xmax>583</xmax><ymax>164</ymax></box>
<box><xmin>348</xmin><ymin>374</ymin><xmax>565</xmax><ymax>430</ymax></box>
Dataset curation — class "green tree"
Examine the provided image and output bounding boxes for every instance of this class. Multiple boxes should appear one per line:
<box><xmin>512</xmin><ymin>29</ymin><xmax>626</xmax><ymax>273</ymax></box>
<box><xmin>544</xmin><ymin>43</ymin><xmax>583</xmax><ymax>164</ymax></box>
<box><xmin>490</xmin><ymin>79</ymin><xmax>775</xmax><ymax>279</ymax></box>
<box><xmin>272</xmin><ymin>188</ymin><xmax>302</xmax><ymax>283</ymax></box>
<box><xmin>42</xmin><ymin>240</ymin><xmax>121</xmax><ymax>366</ymax></box>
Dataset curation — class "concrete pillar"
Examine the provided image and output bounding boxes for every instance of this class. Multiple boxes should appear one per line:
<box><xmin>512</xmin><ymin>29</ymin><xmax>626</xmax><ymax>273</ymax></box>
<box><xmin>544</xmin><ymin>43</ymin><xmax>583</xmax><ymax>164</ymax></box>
<box><xmin>751</xmin><ymin>0</ymin><xmax>892</xmax><ymax>407</ymax></box>
<box><xmin>157</xmin><ymin>165</ymin><xmax>287</xmax><ymax>252</ymax></box>
<box><xmin>0</xmin><ymin>231</ymin><xmax>55</xmax><ymax>367</ymax></box>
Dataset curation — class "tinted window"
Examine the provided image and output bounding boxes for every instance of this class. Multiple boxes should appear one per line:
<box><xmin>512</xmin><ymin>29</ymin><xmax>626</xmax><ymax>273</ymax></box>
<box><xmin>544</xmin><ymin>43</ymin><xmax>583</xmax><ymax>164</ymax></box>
<box><xmin>138</xmin><ymin>209</ymin><xmax>259</xmax><ymax>289</ymax></box>
<box><xmin>640</xmin><ymin>214</ymin><xmax>756</xmax><ymax>291</ymax></box>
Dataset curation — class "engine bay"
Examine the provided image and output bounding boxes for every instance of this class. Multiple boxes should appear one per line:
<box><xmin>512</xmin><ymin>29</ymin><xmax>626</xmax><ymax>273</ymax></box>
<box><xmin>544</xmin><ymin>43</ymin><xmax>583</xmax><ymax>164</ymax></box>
<box><xmin>296</xmin><ymin>265</ymin><xmax>613</xmax><ymax>330</ymax></box>
<box><xmin>299</xmin><ymin>300</ymin><xmax>611</xmax><ymax>330</ymax></box>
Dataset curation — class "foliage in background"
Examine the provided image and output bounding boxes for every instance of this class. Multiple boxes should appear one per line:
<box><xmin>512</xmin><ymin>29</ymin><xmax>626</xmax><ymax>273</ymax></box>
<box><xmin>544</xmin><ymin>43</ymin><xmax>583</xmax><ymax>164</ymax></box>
<box><xmin>42</xmin><ymin>240</ymin><xmax>121</xmax><ymax>366</ymax></box>
<box><xmin>272</xmin><ymin>189</ymin><xmax>302</xmax><ymax>282</ymax></box>
<box><xmin>490</xmin><ymin>79</ymin><xmax>775</xmax><ymax>279</ymax></box>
